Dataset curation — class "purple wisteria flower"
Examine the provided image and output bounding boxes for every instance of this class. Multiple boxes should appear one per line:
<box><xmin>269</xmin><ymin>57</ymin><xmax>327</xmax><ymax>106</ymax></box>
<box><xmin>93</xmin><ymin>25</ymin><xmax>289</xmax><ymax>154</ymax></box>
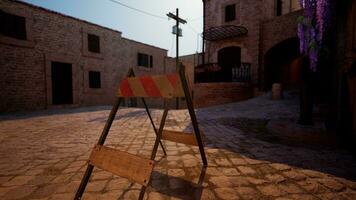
<box><xmin>297</xmin><ymin>0</ymin><xmax>331</xmax><ymax>71</ymax></box>
<box><xmin>297</xmin><ymin>23</ymin><xmax>306</xmax><ymax>53</ymax></box>
<box><xmin>316</xmin><ymin>0</ymin><xmax>331</xmax><ymax>42</ymax></box>
<box><xmin>309</xmin><ymin>47</ymin><xmax>318</xmax><ymax>72</ymax></box>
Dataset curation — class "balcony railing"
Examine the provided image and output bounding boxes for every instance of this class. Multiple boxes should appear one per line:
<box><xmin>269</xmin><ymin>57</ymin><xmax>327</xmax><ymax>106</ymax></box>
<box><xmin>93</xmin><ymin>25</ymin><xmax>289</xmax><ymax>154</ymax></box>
<box><xmin>195</xmin><ymin>62</ymin><xmax>251</xmax><ymax>83</ymax></box>
<box><xmin>232</xmin><ymin>62</ymin><xmax>251</xmax><ymax>82</ymax></box>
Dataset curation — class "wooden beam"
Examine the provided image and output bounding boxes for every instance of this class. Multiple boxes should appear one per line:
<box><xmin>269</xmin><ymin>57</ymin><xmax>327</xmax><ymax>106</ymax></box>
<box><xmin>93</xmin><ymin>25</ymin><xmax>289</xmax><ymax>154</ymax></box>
<box><xmin>89</xmin><ymin>145</ymin><xmax>154</xmax><ymax>187</ymax></box>
<box><xmin>167</xmin><ymin>12</ymin><xmax>187</xmax><ymax>24</ymax></box>
<box><xmin>162</xmin><ymin>130</ymin><xmax>204</xmax><ymax>146</ymax></box>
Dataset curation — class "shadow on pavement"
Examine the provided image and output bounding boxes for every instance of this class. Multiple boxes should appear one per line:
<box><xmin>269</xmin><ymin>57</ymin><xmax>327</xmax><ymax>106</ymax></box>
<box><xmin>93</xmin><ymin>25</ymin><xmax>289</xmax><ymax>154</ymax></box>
<box><xmin>0</xmin><ymin>106</ymin><xmax>111</xmax><ymax>121</ymax></box>
<box><xmin>116</xmin><ymin>166</ymin><xmax>207</xmax><ymax>200</ymax></box>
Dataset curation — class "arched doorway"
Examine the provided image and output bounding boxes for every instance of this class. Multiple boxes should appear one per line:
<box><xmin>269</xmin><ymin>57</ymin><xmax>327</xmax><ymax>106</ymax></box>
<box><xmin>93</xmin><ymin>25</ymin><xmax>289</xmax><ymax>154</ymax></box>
<box><xmin>218</xmin><ymin>46</ymin><xmax>241</xmax><ymax>82</ymax></box>
<box><xmin>264</xmin><ymin>37</ymin><xmax>301</xmax><ymax>90</ymax></box>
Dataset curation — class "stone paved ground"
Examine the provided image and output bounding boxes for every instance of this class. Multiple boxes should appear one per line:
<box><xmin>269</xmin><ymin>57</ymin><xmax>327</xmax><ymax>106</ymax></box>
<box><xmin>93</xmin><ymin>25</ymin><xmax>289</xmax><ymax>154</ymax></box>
<box><xmin>1</xmin><ymin>94</ymin><xmax>356</xmax><ymax>200</ymax></box>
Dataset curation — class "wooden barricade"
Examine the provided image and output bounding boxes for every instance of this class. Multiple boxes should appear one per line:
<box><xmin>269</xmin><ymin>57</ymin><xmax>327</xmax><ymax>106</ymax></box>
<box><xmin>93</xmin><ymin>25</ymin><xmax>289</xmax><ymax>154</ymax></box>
<box><xmin>74</xmin><ymin>64</ymin><xmax>207</xmax><ymax>200</ymax></box>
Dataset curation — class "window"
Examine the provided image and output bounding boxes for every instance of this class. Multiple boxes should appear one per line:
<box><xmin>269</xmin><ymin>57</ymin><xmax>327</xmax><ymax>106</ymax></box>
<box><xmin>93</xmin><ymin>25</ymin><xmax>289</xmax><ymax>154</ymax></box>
<box><xmin>137</xmin><ymin>53</ymin><xmax>153</xmax><ymax>68</ymax></box>
<box><xmin>225</xmin><ymin>4</ymin><xmax>236</xmax><ymax>22</ymax></box>
<box><xmin>88</xmin><ymin>34</ymin><xmax>100</xmax><ymax>53</ymax></box>
<box><xmin>89</xmin><ymin>71</ymin><xmax>101</xmax><ymax>88</ymax></box>
<box><xmin>0</xmin><ymin>10</ymin><xmax>27</xmax><ymax>40</ymax></box>
<box><xmin>276</xmin><ymin>0</ymin><xmax>283</xmax><ymax>16</ymax></box>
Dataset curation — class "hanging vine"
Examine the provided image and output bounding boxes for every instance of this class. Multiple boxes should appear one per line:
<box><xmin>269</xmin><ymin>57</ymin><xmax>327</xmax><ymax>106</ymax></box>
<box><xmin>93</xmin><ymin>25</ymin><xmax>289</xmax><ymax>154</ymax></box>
<box><xmin>297</xmin><ymin>0</ymin><xmax>332</xmax><ymax>72</ymax></box>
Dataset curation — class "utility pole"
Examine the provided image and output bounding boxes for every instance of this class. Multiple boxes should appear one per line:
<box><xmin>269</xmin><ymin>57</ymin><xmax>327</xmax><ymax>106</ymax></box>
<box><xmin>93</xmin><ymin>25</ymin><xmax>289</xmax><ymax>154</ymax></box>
<box><xmin>167</xmin><ymin>8</ymin><xmax>187</xmax><ymax>109</ymax></box>
<box><xmin>202</xmin><ymin>1</ymin><xmax>206</xmax><ymax>67</ymax></box>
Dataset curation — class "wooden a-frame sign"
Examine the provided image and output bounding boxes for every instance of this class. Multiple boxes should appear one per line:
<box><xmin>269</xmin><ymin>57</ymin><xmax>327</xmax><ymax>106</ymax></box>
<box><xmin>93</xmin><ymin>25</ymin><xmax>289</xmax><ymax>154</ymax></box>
<box><xmin>74</xmin><ymin>64</ymin><xmax>207</xmax><ymax>200</ymax></box>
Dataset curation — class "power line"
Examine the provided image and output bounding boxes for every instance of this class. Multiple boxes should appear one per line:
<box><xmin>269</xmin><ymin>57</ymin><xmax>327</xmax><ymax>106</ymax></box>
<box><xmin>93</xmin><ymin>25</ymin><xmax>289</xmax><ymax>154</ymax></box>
<box><xmin>188</xmin><ymin>16</ymin><xmax>203</xmax><ymax>21</ymax></box>
<box><xmin>108</xmin><ymin>0</ymin><xmax>202</xmax><ymax>24</ymax></box>
<box><xmin>108</xmin><ymin>0</ymin><xmax>167</xmax><ymax>20</ymax></box>
<box><xmin>108</xmin><ymin>0</ymin><xmax>203</xmax><ymax>55</ymax></box>
<box><xmin>185</xmin><ymin>23</ymin><xmax>202</xmax><ymax>35</ymax></box>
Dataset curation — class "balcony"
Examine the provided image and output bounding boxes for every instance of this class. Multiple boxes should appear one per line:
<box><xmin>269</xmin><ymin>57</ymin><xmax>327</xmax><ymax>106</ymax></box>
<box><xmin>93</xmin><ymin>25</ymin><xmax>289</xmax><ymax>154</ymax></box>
<box><xmin>195</xmin><ymin>62</ymin><xmax>251</xmax><ymax>83</ymax></box>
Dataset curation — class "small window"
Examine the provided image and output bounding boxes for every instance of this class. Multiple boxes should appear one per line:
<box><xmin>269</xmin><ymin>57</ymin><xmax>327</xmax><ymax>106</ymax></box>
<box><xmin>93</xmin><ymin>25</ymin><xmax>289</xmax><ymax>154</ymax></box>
<box><xmin>0</xmin><ymin>10</ymin><xmax>27</xmax><ymax>40</ymax></box>
<box><xmin>276</xmin><ymin>0</ymin><xmax>283</xmax><ymax>16</ymax></box>
<box><xmin>225</xmin><ymin>4</ymin><xmax>236</xmax><ymax>22</ymax></box>
<box><xmin>88</xmin><ymin>34</ymin><xmax>100</xmax><ymax>53</ymax></box>
<box><xmin>137</xmin><ymin>53</ymin><xmax>153</xmax><ymax>68</ymax></box>
<box><xmin>89</xmin><ymin>71</ymin><xmax>101</xmax><ymax>88</ymax></box>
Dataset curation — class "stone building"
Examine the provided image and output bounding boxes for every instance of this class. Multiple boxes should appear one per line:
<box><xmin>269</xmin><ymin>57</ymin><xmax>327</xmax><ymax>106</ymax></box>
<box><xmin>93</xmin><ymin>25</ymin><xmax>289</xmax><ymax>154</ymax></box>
<box><xmin>0</xmin><ymin>0</ymin><xmax>174</xmax><ymax>112</ymax></box>
<box><xmin>198</xmin><ymin>0</ymin><xmax>302</xmax><ymax>90</ymax></box>
<box><xmin>177</xmin><ymin>0</ymin><xmax>303</xmax><ymax>107</ymax></box>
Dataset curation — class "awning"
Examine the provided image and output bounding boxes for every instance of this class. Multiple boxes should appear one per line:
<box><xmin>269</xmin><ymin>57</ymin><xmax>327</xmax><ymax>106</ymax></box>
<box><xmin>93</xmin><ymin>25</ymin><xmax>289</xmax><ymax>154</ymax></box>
<box><xmin>203</xmin><ymin>25</ymin><xmax>248</xmax><ymax>41</ymax></box>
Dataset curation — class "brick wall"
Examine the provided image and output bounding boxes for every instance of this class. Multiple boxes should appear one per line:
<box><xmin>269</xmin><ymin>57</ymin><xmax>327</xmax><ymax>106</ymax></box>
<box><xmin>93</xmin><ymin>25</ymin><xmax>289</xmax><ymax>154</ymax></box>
<box><xmin>180</xmin><ymin>53</ymin><xmax>203</xmax><ymax>68</ymax></box>
<box><xmin>203</xmin><ymin>0</ymin><xmax>302</xmax><ymax>88</ymax></box>
<box><xmin>204</xmin><ymin>0</ymin><xmax>263</xmax><ymax>84</ymax></box>
<box><xmin>0</xmin><ymin>0</ymin><xmax>174</xmax><ymax>112</ymax></box>
<box><xmin>261</xmin><ymin>10</ymin><xmax>301</xmax><ymax>56</ymax></box>
<box><xmin>260</xmin><ymin>10</ymin><xmax>302</xmax><ymax>88</ymax></box>
<box><xmin>193</xmin><ymin>82</ymin><xmax>252</xmax><ymax>108</ymax></box>
<box><xmin>0</xmin><ymin>45</ymin><xmax>45</xmax><ymax>111</ymax></box>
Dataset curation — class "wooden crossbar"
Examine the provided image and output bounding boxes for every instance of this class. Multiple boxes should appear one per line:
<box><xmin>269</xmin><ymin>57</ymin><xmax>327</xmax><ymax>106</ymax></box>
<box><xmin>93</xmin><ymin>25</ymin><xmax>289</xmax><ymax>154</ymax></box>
<box><xmin>117</xmin><ymin>74</ymin><xmax>184</xmax><ymax>98</ymax></box>
<box><xmin>89</xmin><ymin>145</ymin><xmax>154</xmax><ymax>186</ymax></box>
<box><xmin>162</xmin><ymin>130</ymin><xmax>204</xmax><ymax>146</ymax></box>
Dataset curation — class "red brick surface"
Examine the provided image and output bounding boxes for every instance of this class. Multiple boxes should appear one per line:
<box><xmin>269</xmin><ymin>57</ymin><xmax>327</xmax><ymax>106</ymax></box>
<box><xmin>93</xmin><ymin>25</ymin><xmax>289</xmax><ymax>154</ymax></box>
<box><xmin>193</xmin><ymin>82</ymin><xmax>252</xmax><ymax>108</ymax></box>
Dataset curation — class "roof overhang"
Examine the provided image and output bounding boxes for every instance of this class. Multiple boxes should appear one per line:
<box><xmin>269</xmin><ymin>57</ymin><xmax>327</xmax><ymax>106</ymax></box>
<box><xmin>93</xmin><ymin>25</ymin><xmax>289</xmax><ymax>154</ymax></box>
<box><xmin>203</xmin><ymin>25</ymin><xmax>248</xmax><ymax>41</ymax></box>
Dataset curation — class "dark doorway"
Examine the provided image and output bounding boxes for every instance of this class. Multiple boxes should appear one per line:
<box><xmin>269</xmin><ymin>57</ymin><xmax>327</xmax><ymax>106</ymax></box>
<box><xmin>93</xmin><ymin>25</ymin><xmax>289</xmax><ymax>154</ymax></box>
<box><xmin>264</xmin><ymin>37</ymin><xmax>300</xmax><ymax>90</ymax></box>
<box><xmin>51</xmin><ymin>61</ymin><xmax>73</xmax><ymax>105</ymax></box>
<box><xmin>218</xmin><ymin>46</ymin><xmax>241</xmax><ymax>82</ymax></box>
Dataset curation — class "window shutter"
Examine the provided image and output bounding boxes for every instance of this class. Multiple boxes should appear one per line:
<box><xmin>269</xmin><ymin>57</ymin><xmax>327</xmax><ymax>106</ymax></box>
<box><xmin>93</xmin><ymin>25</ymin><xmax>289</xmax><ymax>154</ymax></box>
<box><xmin>0</xmin><ymin>10</ymin><xmax>27</xmax><ymax>40</ymax></box>
<box><xmin>225</xmin><ymin>4</ymin><xmax>236</xmax><ymax>22</ymax></box>
<box><xmin>150</xmin><ymin>56</ymin><xmax>153</xmax><ymax>68</ymax></box>
<box><xmin>89</xmin><ymin>71</ymin><xmax>101</xmax><ymax>88</ymax></box>
<box><xmin>88</xmin><ymin>34</ymin><xmax>100</xmax><ymax>53</ymax></box>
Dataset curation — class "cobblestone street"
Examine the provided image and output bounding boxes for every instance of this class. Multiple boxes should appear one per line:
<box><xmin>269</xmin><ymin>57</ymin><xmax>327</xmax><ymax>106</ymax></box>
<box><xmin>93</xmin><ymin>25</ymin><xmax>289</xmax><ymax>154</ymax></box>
<box><xmin>1</xmin><ymin>95</ymin><xmax>356</xmax><ymax>200</ymax></box>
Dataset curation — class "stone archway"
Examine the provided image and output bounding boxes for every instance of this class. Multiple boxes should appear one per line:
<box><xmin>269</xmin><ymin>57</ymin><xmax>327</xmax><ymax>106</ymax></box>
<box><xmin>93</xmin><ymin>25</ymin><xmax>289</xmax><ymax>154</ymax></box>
<box><xmin>264</xmin><ymin>37</ymin><xmax>301</xmax><ymax>90</ymax></box>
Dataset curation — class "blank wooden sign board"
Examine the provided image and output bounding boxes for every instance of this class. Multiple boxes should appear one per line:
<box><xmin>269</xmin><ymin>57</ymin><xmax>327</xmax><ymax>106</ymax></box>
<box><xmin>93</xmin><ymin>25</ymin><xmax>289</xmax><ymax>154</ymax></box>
<box><xmin>74</xmin><ymin>64</ymin><xmax>207</xmax><ymax>200</ymax></box>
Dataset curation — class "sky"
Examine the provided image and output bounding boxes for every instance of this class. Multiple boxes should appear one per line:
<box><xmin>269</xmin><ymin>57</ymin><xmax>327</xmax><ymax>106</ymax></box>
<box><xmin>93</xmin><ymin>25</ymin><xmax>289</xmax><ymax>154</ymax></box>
<box><xmin>22</xmin><ymin>0</ymin><xmax>203</xmax><ymax>57</ymax></box>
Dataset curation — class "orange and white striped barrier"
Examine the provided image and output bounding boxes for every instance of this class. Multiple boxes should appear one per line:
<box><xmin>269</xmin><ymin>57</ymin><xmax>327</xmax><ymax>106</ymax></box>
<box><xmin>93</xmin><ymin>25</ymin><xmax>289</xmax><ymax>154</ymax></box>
<box><xmin>76</xmin><ymin>66</ymin><xmax>207</xmax><ymax>200</ymax></box>
<box><xmin>117</xmin><ymin>74</ymin><xmax>185</xmax><ymax>98</ymax></box>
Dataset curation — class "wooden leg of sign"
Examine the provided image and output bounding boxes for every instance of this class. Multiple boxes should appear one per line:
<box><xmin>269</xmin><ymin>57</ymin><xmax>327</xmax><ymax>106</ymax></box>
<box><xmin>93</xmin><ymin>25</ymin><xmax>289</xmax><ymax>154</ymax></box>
<box><xmin>179</xmin><ymin>66</ymin><xmax>208</xmax><ymax>166</ymax></box>
<box><xmin>128</xmin><ymin>68</ymin><xmax>167</xmax><ymax>155</ymax></box>
<box><xmin>138</xmin><ymin>106</ymin><xmax>169</xmax><ymax>200</ymax></box>
<box><xmin>97</xmin><ymin>98</ymin><xmax>122</xmax><ymax>145</ymax></box>
<box><xmin>74</xmin><ymin>98</ymin><xmax>122</xmax><ymax>200</ymax></box>
<box><xmin>74</xmin><ymin>165</ymin><xmax>93</xmax><ymax>200</ymax></box>
<box><xmin>141</xmin><ymin>98</ymin><xmax>167</xmax><ymax>156</ymax></box>
<box><xmin>150</xmin><ymin>107</ymin><xmax>169</xmax><ymax>161</ymax></box>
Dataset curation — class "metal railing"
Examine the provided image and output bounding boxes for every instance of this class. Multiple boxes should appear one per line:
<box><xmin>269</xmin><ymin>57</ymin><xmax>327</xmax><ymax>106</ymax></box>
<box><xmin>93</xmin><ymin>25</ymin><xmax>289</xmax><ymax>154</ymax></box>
<box><xmin>232</xmin><ymin>62</ymin><xmax>251</xmax><ymax>82</ymax></box>
<box><xmin>195</xmin><ymin>62</ymin><xmax>251</xmax><ymax>83</ymax></box>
